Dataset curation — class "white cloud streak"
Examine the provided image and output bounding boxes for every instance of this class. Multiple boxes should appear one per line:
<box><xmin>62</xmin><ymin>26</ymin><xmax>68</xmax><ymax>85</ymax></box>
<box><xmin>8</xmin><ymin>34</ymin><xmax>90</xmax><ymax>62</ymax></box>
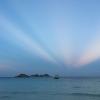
<box><xmin>0</xmin><ymin>15</ymin><xmax>58</xmax><ymax>64</ymax></box>
<box><xmin>77</xmin><ymin>33</ymin><xmax>100</xmax><ymax>66</ymax></box>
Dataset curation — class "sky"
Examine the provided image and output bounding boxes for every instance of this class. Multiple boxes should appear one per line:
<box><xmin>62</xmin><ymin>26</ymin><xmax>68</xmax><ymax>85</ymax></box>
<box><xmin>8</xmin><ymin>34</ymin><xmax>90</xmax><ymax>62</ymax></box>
<box><xmin>0</xmin><ymin>0</ymin><xmax>100</xmax><ymax>77</ymax></box>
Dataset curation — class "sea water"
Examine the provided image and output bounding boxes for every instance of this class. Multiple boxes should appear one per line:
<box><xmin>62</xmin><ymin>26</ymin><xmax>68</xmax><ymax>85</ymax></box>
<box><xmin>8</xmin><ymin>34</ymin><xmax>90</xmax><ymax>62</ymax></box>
<box><xmin>0</xmin><ymin>78</ymin><xmax>100</xmax><ymax>100</ymax></box>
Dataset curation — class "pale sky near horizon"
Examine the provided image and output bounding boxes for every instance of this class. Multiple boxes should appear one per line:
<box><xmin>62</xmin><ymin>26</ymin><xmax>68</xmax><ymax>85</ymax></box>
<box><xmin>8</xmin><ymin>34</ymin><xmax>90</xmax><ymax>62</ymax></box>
<box><xmin>0</xmin><ymin>0</ymin><xmax>100</xmax><ymax>76</ymax></box>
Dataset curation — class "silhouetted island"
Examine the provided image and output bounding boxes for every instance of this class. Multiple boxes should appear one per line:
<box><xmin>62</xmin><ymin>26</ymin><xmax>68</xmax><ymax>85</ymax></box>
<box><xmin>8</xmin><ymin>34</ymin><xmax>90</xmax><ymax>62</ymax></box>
<box><xmin>15</xmin><ymin>74</ymin><xmax>53</xmax><ymax>78</ymax></box>
<box><xmin>15</xmin><ymin>74</ymin><xmax>29</xmax><ymax>78</ymax></box>
<box><xmin>54</xmin><ymin>75</ymin><xmax>60</xmax><ymax>79</ymax></box>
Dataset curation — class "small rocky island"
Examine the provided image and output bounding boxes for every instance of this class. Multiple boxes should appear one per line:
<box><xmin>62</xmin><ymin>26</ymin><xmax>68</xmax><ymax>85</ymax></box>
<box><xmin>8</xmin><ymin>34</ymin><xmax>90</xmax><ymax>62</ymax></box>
<box><xmin>15</xmin><ymin>74</ymin><xmax>29</xmax><ymax>78</ymax></box>
<box><xmin>15</xmin><ymin>74</ymin><xmax>60</xmax><ymax>79</ymax></box>
<box><xmin>54</xmin><ymin>75</ymin><xmax>60</xmax><ymax>79</ymax></box>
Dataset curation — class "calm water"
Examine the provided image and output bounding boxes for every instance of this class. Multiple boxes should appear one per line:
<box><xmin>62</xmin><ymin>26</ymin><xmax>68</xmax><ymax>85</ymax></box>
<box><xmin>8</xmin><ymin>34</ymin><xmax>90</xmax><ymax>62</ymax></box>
<box><xmin>0</xmin><ymin>78</ymin><xmax>100</xmax><ymax>100</ymax></box>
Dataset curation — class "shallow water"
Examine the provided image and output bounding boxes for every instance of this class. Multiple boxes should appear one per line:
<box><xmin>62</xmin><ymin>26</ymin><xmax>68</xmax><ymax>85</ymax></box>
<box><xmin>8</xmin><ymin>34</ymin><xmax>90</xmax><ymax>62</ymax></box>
<box><xmin>0</xmin><ymin>78</ymin><xmax>100</xmax><ymax>100</ymax></box>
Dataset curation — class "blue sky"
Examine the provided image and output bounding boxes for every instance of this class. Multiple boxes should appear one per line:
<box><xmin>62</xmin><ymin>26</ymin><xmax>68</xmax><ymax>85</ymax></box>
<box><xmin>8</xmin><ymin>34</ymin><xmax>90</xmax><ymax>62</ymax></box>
<box><xmin>0</xmin><ymin>0</ymin><xmax>100</xmax><ymax>76</ymax></box>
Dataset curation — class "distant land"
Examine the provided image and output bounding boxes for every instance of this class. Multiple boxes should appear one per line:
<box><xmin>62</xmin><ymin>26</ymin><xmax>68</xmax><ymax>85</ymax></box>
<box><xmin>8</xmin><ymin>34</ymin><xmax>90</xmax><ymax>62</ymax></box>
<box><xmin>0</xmin><ymin>73</ymin><xmax>100</xmax><ymax>79</ymax></box>
<box><xmin>15</xmin><ymin>74</ymin><xmax>52</xmax><ymax>78</ymax></box>
<box><xmin>15</xmin><ymin>73</ymin><xmax>60</xmax><ymax>79</ymax></box>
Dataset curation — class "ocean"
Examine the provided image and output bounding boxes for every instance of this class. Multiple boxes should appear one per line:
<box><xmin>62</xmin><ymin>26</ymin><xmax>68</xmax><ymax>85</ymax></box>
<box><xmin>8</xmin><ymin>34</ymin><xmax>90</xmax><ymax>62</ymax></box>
<box><xmin>0</xmin><ymin>78</ymin><xmax>100</xmax><ymax>100</ymax></box>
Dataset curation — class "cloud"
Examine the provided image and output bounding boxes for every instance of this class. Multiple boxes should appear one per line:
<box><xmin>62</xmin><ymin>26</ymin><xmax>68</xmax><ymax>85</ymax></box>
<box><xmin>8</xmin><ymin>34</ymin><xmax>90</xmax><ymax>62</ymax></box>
<box><xmin>9</xmin><ymin>0</ymin><xmax>73</xmax><ymax>66</ymax></box>
<box><xmin>77</xmin><ymin>33</ymin><xmax>100</xmax><ymax>66</ymax></box>
<box><xmin>0</xmin><ymin>14</ymin><xmax>58</xmax><ymax>64</ymax></box>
